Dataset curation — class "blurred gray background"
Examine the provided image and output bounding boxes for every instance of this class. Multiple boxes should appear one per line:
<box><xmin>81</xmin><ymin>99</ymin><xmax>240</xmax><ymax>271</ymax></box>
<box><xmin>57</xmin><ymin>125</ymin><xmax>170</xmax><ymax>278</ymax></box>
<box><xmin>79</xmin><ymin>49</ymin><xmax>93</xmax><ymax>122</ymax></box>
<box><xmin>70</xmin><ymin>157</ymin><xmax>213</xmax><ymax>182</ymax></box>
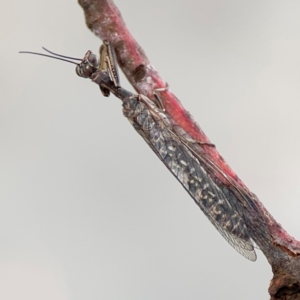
<box><xmin>1</xmin><ymin>0</ymin><xmax>300</xmax><ymax>299</ymax></box>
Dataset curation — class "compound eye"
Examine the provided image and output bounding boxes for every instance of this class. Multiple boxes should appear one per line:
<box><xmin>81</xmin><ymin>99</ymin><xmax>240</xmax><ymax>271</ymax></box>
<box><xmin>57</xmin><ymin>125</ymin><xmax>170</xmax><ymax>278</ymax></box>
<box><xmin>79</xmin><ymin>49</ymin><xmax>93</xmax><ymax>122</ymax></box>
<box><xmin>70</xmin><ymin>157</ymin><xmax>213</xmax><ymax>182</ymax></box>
<box><xmin>87</xmin><ymin>53</ymin><xmax>99</xmax><ymax>68</ymax></box>
<box><xmin>75</xmin><ymin>64</ymin><xmax>83</xmax><ymax>77</ymax></box>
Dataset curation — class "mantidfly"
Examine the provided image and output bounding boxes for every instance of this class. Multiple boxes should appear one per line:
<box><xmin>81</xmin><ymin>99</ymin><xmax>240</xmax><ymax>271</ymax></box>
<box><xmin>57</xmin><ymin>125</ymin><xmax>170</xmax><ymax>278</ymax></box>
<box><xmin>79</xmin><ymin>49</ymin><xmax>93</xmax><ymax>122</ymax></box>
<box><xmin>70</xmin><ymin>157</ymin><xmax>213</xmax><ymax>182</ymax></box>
<box><xmin>20</xmin><ymin>41</ymin><xmax>260</xmax><ymax>261</ymax></box>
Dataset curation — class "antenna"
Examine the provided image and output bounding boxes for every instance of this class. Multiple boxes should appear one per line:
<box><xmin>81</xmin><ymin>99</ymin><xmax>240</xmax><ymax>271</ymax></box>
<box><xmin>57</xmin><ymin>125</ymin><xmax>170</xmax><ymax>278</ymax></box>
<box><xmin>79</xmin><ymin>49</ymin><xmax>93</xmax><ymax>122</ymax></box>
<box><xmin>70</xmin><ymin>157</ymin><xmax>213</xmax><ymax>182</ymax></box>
<box><xmin>41</xmin><ymin>47</ymin><xmax>82</xmax><ymax>61</ymax></box>
<box><xmin>19</xmin><ymin>48</ymin><xmax>81</xmax><ymax>65</ymax></box>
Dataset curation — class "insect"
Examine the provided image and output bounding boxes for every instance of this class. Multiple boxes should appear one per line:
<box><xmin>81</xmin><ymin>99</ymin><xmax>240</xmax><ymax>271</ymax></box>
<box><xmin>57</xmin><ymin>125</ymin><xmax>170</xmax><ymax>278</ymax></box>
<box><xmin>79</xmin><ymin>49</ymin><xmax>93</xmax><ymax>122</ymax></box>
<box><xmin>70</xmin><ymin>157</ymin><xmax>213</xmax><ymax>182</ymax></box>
<box><xmin>20</xmin><ymin>41</ymin><xmax>259</xmax><ymax>261</ymax></box>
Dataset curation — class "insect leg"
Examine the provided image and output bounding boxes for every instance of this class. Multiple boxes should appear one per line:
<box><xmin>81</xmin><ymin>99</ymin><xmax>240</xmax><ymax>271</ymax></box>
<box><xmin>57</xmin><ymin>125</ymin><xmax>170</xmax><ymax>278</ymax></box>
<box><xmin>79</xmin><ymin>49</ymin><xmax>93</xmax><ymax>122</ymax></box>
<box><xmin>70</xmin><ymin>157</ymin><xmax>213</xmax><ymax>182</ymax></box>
<box><xmin>153</xmin><ymin>83</ymin><xmax>169</xmax><ymax>111</ymax></box>
<box><xmin>99</xmin><ymin>40</ymin><xmax>120</xmax><ymax>97</ymax></box>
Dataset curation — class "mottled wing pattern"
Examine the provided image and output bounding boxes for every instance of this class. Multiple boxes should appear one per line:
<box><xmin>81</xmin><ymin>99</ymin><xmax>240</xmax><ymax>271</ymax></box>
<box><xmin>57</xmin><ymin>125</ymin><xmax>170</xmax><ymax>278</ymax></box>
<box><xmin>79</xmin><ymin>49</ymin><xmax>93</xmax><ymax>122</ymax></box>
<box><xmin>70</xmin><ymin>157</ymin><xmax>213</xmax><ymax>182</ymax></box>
<box><xmin>123</xmin><ymin>95</ymin><xmax>256</xmax><ymax>261</ymax></box>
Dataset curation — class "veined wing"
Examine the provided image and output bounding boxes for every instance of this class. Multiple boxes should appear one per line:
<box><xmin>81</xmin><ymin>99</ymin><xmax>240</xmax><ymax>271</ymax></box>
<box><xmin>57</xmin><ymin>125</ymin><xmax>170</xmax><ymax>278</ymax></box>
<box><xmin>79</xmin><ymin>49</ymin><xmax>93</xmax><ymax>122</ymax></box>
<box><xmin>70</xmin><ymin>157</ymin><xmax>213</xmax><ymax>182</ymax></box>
<box><xmin>123</xmin><ymin>95</ymin><xmax>257</xmax><ymax>261</ymax></box>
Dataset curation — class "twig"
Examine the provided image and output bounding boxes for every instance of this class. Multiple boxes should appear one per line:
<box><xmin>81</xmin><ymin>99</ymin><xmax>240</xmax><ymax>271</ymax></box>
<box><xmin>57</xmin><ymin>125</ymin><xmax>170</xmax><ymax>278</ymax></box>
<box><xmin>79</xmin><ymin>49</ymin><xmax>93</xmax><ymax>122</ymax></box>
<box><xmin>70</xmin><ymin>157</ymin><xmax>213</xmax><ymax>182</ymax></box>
<box><xmin>78</xmin><ymin>0</ymin><xmax>300</xmax><ymax>298</ymax></box>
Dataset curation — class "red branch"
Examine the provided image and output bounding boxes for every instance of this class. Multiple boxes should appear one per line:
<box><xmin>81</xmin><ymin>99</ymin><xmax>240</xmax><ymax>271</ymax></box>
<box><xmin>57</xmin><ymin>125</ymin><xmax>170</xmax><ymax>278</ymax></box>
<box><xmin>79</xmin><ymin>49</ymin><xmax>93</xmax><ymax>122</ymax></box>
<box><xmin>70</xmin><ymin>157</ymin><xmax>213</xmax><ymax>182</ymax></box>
<box><xmin>78</xmin><ymin>1</ymin><xmax>300</xmax><ymax>298</ymax></box>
